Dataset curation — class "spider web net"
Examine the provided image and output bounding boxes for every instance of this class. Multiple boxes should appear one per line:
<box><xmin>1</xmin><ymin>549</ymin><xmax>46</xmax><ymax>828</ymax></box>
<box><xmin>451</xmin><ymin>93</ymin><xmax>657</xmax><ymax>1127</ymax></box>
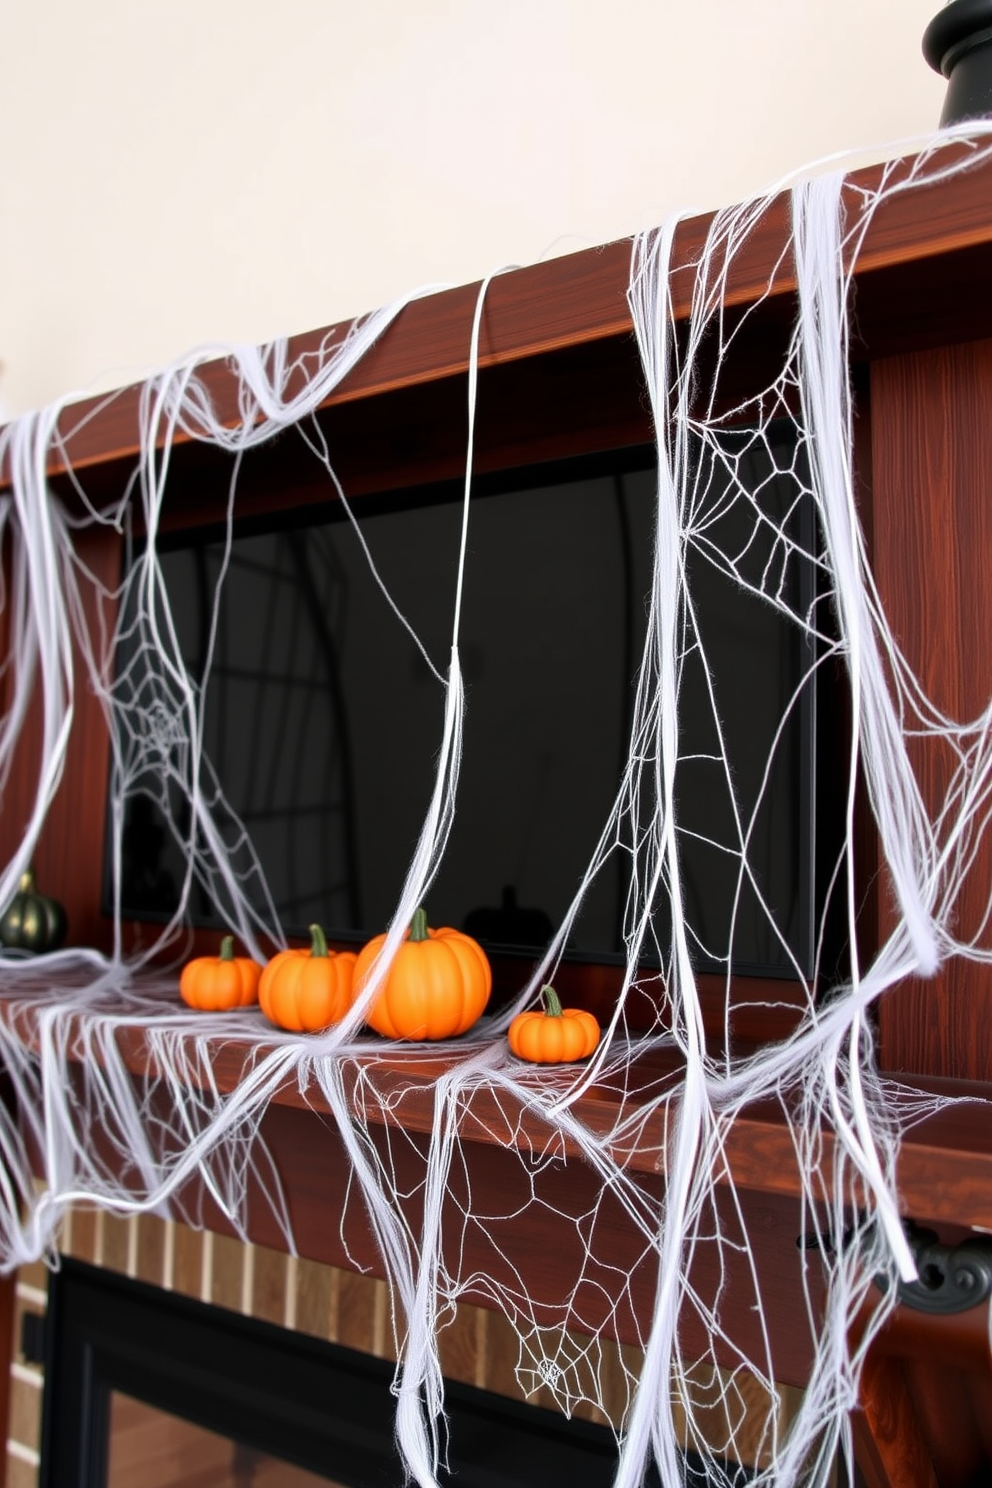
<box><xmin>0</xmin><ymin>133</ymin><xmax>990</xmax><ymax>1488</ymax></box>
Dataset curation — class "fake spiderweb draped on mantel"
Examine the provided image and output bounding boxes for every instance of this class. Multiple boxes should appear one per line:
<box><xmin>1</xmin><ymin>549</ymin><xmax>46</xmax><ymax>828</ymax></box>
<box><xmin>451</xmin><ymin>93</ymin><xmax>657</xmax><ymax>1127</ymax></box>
<box><xmin>0</xmin><ymin>132</ymin><xmax>991</xmax><ymax>1488</ymax></box>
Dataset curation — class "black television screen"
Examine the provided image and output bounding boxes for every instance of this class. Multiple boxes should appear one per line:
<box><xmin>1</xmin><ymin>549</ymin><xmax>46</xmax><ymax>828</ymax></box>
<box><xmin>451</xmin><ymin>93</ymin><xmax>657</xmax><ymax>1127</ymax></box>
<box><xmin>110</xmin><ymin>431</ymin><xmax>819</xmax><ymax>977</ymax></box>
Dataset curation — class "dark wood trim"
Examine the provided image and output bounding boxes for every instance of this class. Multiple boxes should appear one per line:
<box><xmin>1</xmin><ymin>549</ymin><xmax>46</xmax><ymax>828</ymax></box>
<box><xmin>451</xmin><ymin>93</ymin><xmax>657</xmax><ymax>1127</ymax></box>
<box><xmin>0</xmin><ymin>993</ymin><xmax>975</xmax><ymax>1387</ymax></box>
<box><xmin>4</xmin><ymin>995</ymin><xmax>990</xmax><ymax>1230</ymax></box>
<box><xmin>870</xmin><ymin>339</ymin><xmax>992</xmax><ymax>1081</ymax></box>
<box><xmin>854</xmin><ymin>1351</ymin><xmax>939</xmax><ymax>1488</ymax></box>
<box><xmin>0</xmin><ymin>527</ymin><xmax>120</xmax><ymax>954</ymax></box>
<box><xmin>853</xmin><ymin>1287</ymin><xmax>992</xmax><ymax>1487</ymax></box>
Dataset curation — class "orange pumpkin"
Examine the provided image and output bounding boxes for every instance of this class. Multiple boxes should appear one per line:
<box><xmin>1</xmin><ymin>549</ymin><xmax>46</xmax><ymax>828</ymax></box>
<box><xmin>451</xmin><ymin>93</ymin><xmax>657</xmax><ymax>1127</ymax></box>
<box><xmin>259</xmin><ymin>924</ymin><xmax>357</xmax><ymax>1032</ymax></box>
<box><xmin>353</xmin><ymin>907</ymin><xmax>491</xmax><ymax>1040</ymax></box>
<box><xmin>180</xmin><ymin>935</ymin><xmax>262</xmax><ymax>1011</ymax></box>
<box><xmin>508</xmin><ymin>985</ymin><xmax>601</xmax><ymax>1063</ymax></box>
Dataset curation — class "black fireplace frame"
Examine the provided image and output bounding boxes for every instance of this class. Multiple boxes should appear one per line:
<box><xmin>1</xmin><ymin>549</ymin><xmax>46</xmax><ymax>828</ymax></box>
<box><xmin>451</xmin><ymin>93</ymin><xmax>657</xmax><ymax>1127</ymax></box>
<box><xmin>39</xmin><ymin>1258</ymin><xmax>752</xmax><ymax>1487</ymax></box>
<box><xmin>39</xmin><ymin>1258</ymin><xmax>617</xmax><ymax>1487</ymax></box>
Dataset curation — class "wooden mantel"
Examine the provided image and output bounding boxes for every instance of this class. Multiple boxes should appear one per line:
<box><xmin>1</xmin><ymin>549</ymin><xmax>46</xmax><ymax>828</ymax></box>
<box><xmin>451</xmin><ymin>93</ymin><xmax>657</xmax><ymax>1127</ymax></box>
<box><xmin>1</xmin><ymin>986</ymin><xmax>989</xmax><ymax>1402</ymax></box>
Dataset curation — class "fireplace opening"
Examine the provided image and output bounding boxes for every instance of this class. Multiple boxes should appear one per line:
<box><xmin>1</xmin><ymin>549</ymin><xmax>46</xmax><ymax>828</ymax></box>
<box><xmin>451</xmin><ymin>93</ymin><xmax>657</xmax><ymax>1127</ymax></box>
<box><xmin>105</xmin><ymin>1393</ymin><xmax>331</xmax><ymax>1487</ymax></box>
<box><xmin>37</xmin><ymin>1259</ymin><xmax>754</xmax><ymax>1487</ymax></box>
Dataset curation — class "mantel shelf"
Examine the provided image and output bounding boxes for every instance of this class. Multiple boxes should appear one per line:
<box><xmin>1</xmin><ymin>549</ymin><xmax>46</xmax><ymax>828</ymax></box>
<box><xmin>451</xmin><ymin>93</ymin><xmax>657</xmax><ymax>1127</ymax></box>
<box><xmin>2</xmin><ymin>979</ymin><xmax>989</xmax><ymax>1233</ymax></box>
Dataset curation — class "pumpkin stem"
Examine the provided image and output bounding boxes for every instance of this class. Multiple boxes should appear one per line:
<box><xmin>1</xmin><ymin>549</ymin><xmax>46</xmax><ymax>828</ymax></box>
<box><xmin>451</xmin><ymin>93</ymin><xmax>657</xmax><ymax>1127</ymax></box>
<box><xmin>409</xmin><ymin>907</ymin><xmax>430</xmax><ymax>942</ymax></box>
<box><xmin>18</xmin><ymin>868</ymin><xmax>34</xmax><ymax>893</ymax></box>
<box><xmin>219</xmin><ymin>935</ymin><xmax>234</xmax><ymax>961</ymax></box>
<box><xmin>309</xmin><ymin>924</ymin><xmax>329</xmax><ymax>958</ymax></box>
<box><xmin>540</xmin><ymin>985</ymin><xmax>563</xmax><ymax>1018</ymax></box>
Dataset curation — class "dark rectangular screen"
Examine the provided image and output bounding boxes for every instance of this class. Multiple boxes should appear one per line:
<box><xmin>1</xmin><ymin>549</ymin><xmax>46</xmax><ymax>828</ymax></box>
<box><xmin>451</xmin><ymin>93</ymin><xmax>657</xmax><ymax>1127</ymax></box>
<box><xmin>110</xmin><ymin>434</ymin><xmax>818</xmax><ymax>976</ymax></box>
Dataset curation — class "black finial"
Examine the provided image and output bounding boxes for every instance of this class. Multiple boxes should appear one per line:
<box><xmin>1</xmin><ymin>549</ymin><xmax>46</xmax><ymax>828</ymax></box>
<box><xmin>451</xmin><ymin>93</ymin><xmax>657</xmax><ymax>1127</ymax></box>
<box><xmin>924</xmin><ymin>0</ymin><xmax>992</xmax><ymax>125</ymax></box>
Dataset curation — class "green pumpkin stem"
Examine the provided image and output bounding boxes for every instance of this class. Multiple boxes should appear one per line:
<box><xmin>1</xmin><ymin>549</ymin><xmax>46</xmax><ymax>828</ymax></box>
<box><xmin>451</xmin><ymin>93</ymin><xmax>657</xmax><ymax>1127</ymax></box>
<box><xmin>409</xmin><ymin>907</ymin><xmax>430</xmax><ymax>942</ymax></box>
<box><xmin>18</xmin><ymin>868</ymin><xmax>34</xmax><ymax>894</ymax></box>
<box><xmin>309</xmin><ymin>923</ymin><xmax>329</xmax><ymax>958</ymax></box>
<box><xmin>219</xmin><ymin>935</ymin><xmax>234</xmax><ymax>961</ymax></box>
<box><xmin>540</xmin><ymin>985</ymin><xmax>563</xmax><ymax>1018</ymax></box>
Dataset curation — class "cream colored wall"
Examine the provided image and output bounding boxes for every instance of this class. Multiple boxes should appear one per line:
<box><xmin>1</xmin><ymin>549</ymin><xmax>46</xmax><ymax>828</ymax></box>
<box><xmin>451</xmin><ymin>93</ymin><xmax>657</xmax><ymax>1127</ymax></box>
<box><xmin>0</xmin><ymin>0</ymin><xmax>945</xmax><ymax>417</ymax></box>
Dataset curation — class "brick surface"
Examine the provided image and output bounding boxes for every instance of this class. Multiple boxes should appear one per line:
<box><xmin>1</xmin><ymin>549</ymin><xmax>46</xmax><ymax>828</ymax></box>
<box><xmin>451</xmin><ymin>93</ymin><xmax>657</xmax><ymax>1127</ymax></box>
<box><xmin>437</xmin><ymin>1304</ymin><xmax>482</xmax><ymax>1387</ymax></box>
<box><xmin>5</xmin><ymin>1452</ymin><xmax>40</xmax><ymax>1488</ymax></box>
<box><xmin>294</xmin><ymin>1257</ymin><xmax>334</xmax><ymax>1341</ymax></box>
<box><xmin>8</xmin><ymin>1371</ymin><xmax>43</xmax><ymax>1453</ymax></box>
<box><xmin>172</xmin><ymin>1223</ymin><xmax>204</xmax><ymax>1300</ymax></box>
<box><xmin>135</xmin><ymin>1214</ymin><xmax>167</xmax><ymax>1288</ymax></box>
<box><xmin>336</xmin><ymin>1269</ymin><xmax>381</xmax><ymax>1355</ymax></box>
<box><xmin>250</xmin><ymin>1244</ymin><xmax>288</xmax><ymax>1327</ymax></box>
<box><xmin>64</xmin><ymin>1206</ymin><xmax>98</xmax><ymax>1264</ymax></box>
<box><xmin>39</xmin><ymin>1209</ymin><xmax>795</xmax><ymax>1482</ymax></box>
<box><xmin>209</xmin><ymin>1232</ymin><xmax>244</xmax><ymax>1314</ymax></box>
<box><xmin>479</xmin><ymin>1306</ymin><xmax>525</xmax><ymax>1403</ymax></box>
<box><xmin>12</xmin><ymin>1299</ymin><xmax>45</xmax><ymax>1367</ymax></box>
<box><xmin>100</xmin><ymin>1213</ymin><xmax>132</xmax><ymax>1275</ymax></box>
<box><xmin>16</xmin><ymin>1262</ymin><xmax>47</xmax><ymax>1295</ymax></box>
<box><xmin>595</xmin><ymin>1335</ymin><xmax>636</xmax><ymax>1429</ymax></box>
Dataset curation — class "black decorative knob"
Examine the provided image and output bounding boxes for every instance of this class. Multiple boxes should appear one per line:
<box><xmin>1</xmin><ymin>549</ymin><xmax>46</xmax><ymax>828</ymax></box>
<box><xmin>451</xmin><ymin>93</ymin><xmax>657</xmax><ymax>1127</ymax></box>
<box><xmin>924</xmin><ymin>0</ymin><xmax>992</xmax><ymax>125</ymax></box>
<box><xmin>887</xmin><ymin>1220</ymin><xmax>992</xmax><ymax>1315</ymax></box>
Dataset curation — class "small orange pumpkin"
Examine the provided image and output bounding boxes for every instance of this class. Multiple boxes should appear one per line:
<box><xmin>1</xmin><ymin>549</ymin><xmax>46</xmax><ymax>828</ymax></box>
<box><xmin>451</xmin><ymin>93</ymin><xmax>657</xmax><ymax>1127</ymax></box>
<box><xmin>507</xmin><ymin>985</ymin><xmax>601</xmax><ymax>1063</ymax></box>
<box><xmin>353</xmin><ymin>906</ymin><xmax>491</xmax><ymax>1040</ymax></box>
<box><xmin>259</xmin><ymin>924</ymin><xmax>357</xmax><ymax>1032</ymax></box>
<box><xmin>180</xmin><ymin>935</ymin><xmax>262</xmax><ymax>1011</ymax></box>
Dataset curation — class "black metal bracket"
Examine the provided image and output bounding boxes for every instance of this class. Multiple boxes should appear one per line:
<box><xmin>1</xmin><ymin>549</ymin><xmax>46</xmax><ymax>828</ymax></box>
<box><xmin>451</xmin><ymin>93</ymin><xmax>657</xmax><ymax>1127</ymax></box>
<box><xmin>888</xmin><ymin>1220</ymin><xmax>992</xmax><ymax>1316</ymax></box>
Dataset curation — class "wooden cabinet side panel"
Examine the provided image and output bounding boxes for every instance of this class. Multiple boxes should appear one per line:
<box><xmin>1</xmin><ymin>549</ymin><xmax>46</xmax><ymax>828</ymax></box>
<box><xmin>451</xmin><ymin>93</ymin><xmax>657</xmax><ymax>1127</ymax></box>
<box><xmin>0</xmin><ymin>526</ymin><xmax>120</xmax><ymax>953</ymax></box>
<box><xmin>870</xmin><ymin>342</ymin><xmax>992</xmax><ymax>1080</ymax></box>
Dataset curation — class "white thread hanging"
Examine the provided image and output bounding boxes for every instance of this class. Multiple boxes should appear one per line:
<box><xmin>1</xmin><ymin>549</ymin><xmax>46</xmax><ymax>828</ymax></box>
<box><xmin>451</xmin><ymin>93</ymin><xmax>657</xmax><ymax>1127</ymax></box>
<box><xmin>0</xmin><ymin>127</ymin><xmax>991</xmax><ymax>1488</ymax></box>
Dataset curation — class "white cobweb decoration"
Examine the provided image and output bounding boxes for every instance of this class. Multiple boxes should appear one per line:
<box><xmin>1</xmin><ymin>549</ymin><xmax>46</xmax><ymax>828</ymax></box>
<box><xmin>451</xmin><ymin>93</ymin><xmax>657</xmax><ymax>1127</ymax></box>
<box><xmin>0</xmin><ymin>130</ymin><xmax>990</xmax><ymax>1487</ymax></box>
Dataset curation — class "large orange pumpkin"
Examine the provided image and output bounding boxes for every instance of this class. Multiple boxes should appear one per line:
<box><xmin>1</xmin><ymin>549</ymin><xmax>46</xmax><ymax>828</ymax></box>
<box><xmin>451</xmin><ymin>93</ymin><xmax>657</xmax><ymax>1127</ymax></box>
<box><xmin>259</xmin><ymin>924</ymin><xmax>357</xmax><ymax>1032</ymax></box>
<box><xmin>507</xmin><ymin>985</ymin><xmax>601</xmax><ymax>1063</ymax></box>
<box><xmin>180</xmin><ymin>936</ymin><xmax>262</xmax><ymax>1011</ymax></box>
<box><xmin>353</xmin><ymin>907</ymin><xmax>491</xmax><ymax>1040</ymax></box>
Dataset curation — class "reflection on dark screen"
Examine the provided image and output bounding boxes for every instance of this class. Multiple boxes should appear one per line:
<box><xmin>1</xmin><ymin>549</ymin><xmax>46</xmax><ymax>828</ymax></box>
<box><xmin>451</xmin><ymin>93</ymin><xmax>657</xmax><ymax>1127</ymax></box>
<box><xmin>113</xmin><ymin>441</ymin><xmax>815</xmax><ymax>976</ymax></box>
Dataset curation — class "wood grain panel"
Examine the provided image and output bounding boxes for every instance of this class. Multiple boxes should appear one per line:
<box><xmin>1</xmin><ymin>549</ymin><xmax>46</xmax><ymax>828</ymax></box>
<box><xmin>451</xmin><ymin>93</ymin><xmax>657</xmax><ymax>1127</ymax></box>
<box><xmin>901</xmin><ymin>1360</ymin><xmax>992</xmax><ymax>1488</ymax></box>
<box><xmin>852</xmin><ymin>1277</ymin><xmax>992</xmax><ymax>1484</ymax></box>
<box><xmin>871</xmin><ymin>341</ymin><xmax>992</xmax><ymax>1080</ymax></box>
<box><xmin>64</xmin><ymin>1206</ymin><xmax>98</xmax><ymax>1265</ymax></box>
<box><xmin>0</xmin><ymin>525</ymin><xmax>120</xmax><ymax>956</ymax></box>
<box><xmin>855</xmin><ymin>1352</ymin><xmax>938</xmax><ymax>1488</ymax></box>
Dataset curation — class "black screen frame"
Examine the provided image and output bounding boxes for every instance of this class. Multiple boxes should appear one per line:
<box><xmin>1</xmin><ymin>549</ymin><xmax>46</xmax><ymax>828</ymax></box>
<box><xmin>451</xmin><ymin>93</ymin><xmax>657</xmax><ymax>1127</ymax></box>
<box><xmin>102</xmin><ymin>431</ymin><xmax>831</xmax><ymax>985</ymax></box>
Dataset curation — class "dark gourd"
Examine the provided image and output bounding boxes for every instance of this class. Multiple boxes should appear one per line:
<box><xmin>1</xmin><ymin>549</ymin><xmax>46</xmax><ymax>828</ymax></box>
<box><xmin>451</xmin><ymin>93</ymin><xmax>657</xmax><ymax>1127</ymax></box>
<box><xmin>0</xmin><ymin>868</ymin><xmax>67</xmax><ymax>953</ymax></box>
